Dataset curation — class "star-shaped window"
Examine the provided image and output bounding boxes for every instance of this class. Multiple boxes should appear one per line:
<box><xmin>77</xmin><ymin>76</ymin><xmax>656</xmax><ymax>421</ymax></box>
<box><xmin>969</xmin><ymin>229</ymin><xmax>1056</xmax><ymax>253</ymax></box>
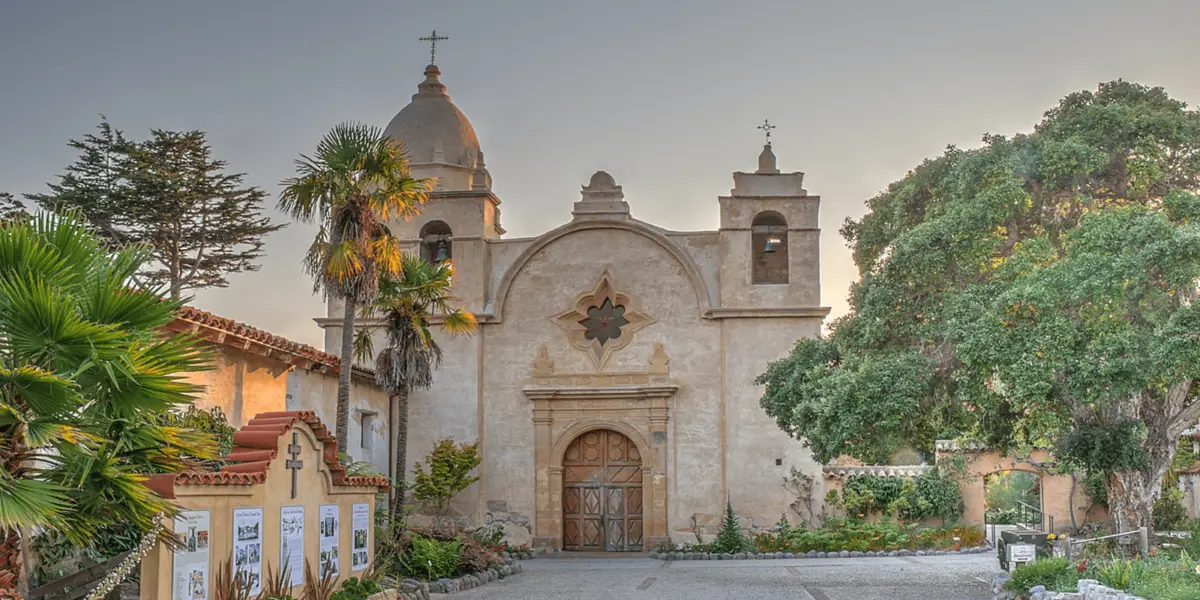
<box><xmin>578</xmin><ymin>297</ymin><xmax>629</xmax><ymax>345</ymax></box>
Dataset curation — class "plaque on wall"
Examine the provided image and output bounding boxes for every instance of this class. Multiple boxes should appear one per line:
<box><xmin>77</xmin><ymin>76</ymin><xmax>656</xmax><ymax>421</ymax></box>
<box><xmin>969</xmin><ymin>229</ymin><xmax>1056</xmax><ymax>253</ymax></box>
<box><xmin>171</xmin><ymin>510</ymin><xmax>211</xmax><ymax>600</ymax></box>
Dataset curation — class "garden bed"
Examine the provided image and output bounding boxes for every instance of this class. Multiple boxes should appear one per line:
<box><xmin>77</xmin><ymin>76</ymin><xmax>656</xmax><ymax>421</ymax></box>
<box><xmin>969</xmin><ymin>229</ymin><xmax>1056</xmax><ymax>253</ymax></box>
<box><xmin>387</xmin><ymin>558</ymin><xmax>524</xmax><ymax>599</ymax></box>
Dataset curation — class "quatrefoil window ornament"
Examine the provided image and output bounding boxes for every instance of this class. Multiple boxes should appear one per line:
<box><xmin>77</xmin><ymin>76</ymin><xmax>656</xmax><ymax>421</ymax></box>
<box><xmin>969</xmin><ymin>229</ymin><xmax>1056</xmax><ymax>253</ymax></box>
<box><xmin>553</xmin><ymin>270</ymin><xmax>653</xmax><ymax>368</ymax></box>
<box><xmin>579</xmin><ymin>297</ymin><xmax>629</xmax><ymax>345</ymax></box>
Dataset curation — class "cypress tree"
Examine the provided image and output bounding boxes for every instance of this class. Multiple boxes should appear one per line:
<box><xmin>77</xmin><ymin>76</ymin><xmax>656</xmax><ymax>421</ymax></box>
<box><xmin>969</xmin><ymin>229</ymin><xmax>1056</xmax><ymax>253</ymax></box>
<box><xmin>0</xmin><ymin>192</ymin><xmax>27</xmax><ymax>222</ymax></box>
<box><xmin>28</xmin><ymin>119</ymin><xmax>284</xmax><ymax>298</ymax></box>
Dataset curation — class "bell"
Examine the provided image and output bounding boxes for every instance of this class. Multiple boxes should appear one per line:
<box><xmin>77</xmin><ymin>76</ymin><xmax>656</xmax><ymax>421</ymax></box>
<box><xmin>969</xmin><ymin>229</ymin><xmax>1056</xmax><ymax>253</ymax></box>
<box><xmin>762</xmin><ymin>238</ymin><xmax>778</xmax><ymax>254</ymax></box>
<box><xmin>434</xmin><ymin>240</ymin><xmax>450</xmax><ymax>262</ymax></box>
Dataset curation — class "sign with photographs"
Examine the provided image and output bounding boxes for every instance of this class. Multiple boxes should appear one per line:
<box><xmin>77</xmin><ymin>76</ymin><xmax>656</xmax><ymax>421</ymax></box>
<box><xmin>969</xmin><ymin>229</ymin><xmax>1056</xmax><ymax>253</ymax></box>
<box><xmin>351</xmin><ymin>503</ymin><xmax>369</xmax><ymax>572</ymax></box>
<box><xmin>232</xmin><ymin>507</ymin><xmax>263</xmax><ymax>595</ymax></box>
<box><xmin>171</xmin><ymin>510</ymin><xmax>211</xmax><ymax>600</ymax></box>
<box><xmin>318</xmin><ymin>504</ymin><xmax>340</xmax><ymax>578</ymax></box>
<box><xmin>280</xmin><ymin>506</ymin><xmax>304</xmax><ymax>586</ymax></box>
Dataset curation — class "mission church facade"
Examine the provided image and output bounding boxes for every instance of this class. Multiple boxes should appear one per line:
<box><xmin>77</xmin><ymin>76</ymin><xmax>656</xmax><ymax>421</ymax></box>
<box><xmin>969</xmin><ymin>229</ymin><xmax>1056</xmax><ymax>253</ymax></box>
<box><xmin>315</xmin><ymin>58</ymin><xmax>830</xmax><ymax>551</ymax></box>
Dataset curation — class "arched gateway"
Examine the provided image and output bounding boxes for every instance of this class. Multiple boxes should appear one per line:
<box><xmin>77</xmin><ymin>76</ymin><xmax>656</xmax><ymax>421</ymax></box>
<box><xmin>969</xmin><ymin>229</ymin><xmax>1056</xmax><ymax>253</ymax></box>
<box><xmin>562</xmin><ymin>429</ymin><xmax>644</xmax><ymax>551</ymax></box>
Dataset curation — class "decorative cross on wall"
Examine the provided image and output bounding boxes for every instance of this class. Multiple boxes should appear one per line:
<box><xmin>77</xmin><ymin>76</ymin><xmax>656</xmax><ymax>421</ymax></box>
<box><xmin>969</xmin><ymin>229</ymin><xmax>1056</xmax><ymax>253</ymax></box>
<box><xmin>758</xmin><ymin>119</ymin><xmax>776</xmax><ymax>145</ymax></box>
<box><xmin>419</xmin><ymin>30</ymin><xmax>449</xmax><ymax>65</ymax></box>
<box><xmin>285</xmin><ymin>432</ymin><xmax>304</xmax><ymax>499</ymax></box>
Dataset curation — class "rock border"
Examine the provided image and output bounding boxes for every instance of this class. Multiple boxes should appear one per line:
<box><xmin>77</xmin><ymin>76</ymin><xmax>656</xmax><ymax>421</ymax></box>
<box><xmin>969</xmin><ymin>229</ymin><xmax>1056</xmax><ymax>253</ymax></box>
<box><xmin>649</xmin><ymin>545</ymin><xmax>993</xmax><ymax>560</ymax></box>
<box><xmin>991</xmin><ymin>574</ymin><xmax>1147</xmax><ymax>600</ymax></box>
<box><xmin>384</xmin><ymin>557</ymin><xmax>525</xmax><ymax>599</ymax></box>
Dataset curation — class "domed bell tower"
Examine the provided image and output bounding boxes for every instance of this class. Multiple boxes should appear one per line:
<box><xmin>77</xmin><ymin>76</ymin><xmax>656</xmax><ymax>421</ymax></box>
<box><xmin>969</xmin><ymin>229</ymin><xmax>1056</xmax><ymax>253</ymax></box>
<box><xmin>376</xmin><ymin>57</ymin><xmax>503</xmax><ymax>317</ymax></box>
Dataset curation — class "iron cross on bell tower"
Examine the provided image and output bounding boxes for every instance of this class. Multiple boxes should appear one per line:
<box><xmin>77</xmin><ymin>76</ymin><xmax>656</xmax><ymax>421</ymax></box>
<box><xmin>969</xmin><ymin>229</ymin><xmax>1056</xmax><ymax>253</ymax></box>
<box><xmin>758</xmin><ymin>119</ymin><xmax>776</xmax><ymax>145</ymax></box>
<box><xmin>419</xmin><ymin>29</ymin><xmax>449</xmax><ymax>65</ymax></box>
<box><xmin>286</xmin><ymin>432</ymin><xmax>303</xmax><ymax>499</ymax></box>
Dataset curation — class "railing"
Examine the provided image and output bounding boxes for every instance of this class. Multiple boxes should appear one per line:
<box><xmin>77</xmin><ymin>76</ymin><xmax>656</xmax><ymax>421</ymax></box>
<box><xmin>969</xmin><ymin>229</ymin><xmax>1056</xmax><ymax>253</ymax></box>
<box><xmin>1063</xmin><ymin>527</ymin><xmax>1150</xmax><ymax>561</ymax></box>
<box><xmin>27</xmin><ymin>551</ymin><xmax>132</xmax><ymax>600</ymax></box>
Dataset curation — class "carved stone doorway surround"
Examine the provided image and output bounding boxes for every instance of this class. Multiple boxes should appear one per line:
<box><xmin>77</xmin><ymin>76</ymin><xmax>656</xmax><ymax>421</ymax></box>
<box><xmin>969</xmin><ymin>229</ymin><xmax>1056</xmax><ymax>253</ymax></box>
<box><xmin>525</xmin><ymin>343</ymin><xmax>676</xmax><ymax>551</ymax></box>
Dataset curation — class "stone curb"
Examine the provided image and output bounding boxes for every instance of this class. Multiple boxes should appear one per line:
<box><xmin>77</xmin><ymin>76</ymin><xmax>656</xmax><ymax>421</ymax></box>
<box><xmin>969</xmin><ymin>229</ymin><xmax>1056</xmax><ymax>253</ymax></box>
<box><xmin>649</xmin><ymin>545</ymin><xmax>994</xmax><ymax>561</ymax></box>
<box><xmin>388</xmin><ymin>557</ymin><xmax>525</xmax><ymax>599</ymax></box>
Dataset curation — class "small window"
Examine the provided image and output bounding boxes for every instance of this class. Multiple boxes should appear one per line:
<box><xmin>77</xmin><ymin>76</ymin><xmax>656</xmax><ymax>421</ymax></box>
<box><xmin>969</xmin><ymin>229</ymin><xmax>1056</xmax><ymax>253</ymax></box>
<box><xmin>751</xmin><ymin>211</ymin><xmax>788</xmax><ymax>284</ymax></box>
<box><xmin>419</xmin><ymin>220</ymin><xmax>453</xmax><ymax>263</ymax></box>
<box><xmin>360</xmin><ymin>413</ymin><xmax>375</xmax><ymax>450</ymax></box>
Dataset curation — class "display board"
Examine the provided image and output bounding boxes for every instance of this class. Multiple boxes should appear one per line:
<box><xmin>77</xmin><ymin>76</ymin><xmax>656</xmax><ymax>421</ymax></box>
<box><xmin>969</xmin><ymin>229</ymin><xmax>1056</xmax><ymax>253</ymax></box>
<box><xmin>319</xmin><ymin>504</ymin><xmax>340</xmax><ymax>578</ymax></box>
<box><xmin>171</xmin><ymin>510</ymin><xmax>211</xmax><ymax>600</ymax></box>
<box><xmin>280</xmin><ymin>505</ymin><xmax>304</xmax><ymax>586</ymax></box>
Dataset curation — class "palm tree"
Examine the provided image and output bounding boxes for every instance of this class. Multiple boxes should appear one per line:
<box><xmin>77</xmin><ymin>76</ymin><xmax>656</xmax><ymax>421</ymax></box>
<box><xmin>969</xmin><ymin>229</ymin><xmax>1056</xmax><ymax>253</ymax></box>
<box><xmin>0</xmin><ymin>213</ymin><xmax>217</xmax><ymax>597</ymax></box>
<box><xmin>354</xmin><ymin>253</ymin><xmax>475</xmax><ymax>516</ymax></box>
<box><xmin>279</xmin><ymin>122</ymin><xmax>430</xmax><ymax>457</ymax></box>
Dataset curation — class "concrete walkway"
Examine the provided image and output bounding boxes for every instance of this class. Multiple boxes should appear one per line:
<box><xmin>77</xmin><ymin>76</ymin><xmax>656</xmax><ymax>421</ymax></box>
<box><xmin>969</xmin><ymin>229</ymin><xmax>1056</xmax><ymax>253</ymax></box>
<box><xmin>447</xmin><ymin>553</ymin><xmax>1000</xmax><ymax>599</ymax></box>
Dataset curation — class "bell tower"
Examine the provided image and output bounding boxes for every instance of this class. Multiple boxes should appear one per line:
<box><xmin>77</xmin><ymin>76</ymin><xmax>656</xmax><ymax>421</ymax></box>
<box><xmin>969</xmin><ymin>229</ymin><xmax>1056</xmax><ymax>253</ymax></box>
<box><xmin>717</xmin><ymin>141</ymin><xmax>821</xmax><ymax>310</ymax></box>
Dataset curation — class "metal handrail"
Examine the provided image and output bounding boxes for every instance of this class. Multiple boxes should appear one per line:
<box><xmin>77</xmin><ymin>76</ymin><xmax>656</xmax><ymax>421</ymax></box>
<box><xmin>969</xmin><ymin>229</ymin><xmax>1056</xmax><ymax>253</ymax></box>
<box><xmin>1063</xmin><ymin>527</ymin><xmax>1149</xmax><ymax>560</ymax></box>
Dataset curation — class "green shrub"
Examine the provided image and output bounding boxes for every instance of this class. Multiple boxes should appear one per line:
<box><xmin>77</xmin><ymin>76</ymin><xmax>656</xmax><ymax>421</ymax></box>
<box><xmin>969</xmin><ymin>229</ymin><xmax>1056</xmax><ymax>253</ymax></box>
<box><xmin>838</xmin><ymin>469</ymin><xmax>964</xmax><ymax>522</ymax></box>
<box><xmin>1153</xmin><ymin>485</ymin><xmax>1189</xmax><ymax>531</ymax></box>
<box><xmin>1004</xmin><ymin>557</ymin><xmax>1079</xmax><ymax>593</ymax></box>
<box><xmin>330</xmin><ymin>576</ymin><xmax>383</xmax><ymax>600</ymax></box>
<box><xmin>400</xmin><ymin>536</ymin><xmax>461</xmax><ymax>580</ymax></box>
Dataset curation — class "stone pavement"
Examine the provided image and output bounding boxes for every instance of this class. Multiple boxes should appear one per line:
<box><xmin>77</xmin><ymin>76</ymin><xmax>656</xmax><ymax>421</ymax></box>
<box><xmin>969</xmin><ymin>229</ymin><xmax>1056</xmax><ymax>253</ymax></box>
<box><xmin>446</xmin><ymin>553</ymin><xmax>1000</xmax><ymax>599</ymax></box>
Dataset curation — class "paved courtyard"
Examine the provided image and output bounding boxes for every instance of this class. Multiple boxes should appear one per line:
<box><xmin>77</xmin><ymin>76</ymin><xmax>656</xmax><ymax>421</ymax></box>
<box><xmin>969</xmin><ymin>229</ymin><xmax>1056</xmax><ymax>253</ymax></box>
<box><xmin>450</xmin><ymin>553</ymin><xmax>1000</xmax><ymax>599</ymax></box>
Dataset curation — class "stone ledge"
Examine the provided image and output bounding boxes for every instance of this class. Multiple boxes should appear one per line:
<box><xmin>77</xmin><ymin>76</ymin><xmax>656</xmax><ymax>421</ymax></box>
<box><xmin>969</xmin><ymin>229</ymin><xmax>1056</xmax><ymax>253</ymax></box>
<box><xmin>649</xmin><ymin>545</ymin><xmax>993</xmax><ymax>561</ymax></box>
<box><xmin>822</xmin><ymin>465</ymin><xmax>932</xmax><ymax>479</ymax></box>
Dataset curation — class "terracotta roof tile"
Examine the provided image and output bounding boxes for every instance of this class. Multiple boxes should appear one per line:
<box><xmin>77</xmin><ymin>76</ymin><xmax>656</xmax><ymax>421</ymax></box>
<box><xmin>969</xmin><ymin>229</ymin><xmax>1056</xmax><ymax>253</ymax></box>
<box><xmin>147</xmin><ymin>410</ymin><xmax>389</xmax><ymax>500</ymax></box>
<box><xmin>171</xmin><ymin>305</ymin><xmax>375</xmax><ymax>378</ymax></box>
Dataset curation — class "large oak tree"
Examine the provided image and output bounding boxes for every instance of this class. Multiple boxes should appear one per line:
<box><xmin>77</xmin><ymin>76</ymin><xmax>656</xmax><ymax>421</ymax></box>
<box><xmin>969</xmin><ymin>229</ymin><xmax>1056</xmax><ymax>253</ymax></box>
<box><xmin>758</xmin><ymin>81</ymin><xmax>1200</xmax><ymax>532</ymax></box>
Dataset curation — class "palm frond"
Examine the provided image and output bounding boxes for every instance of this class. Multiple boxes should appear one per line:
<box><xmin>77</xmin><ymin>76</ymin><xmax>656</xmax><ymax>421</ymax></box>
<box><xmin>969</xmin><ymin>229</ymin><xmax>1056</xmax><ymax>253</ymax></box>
<box><xmin>0</xmin><ymin>478</ymin><xmax>71</xmax><ymax>531</ymax></box>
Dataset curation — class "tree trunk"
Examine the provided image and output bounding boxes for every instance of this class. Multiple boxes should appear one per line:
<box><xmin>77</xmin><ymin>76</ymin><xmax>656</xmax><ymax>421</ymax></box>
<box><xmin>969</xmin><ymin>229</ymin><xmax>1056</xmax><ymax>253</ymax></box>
<box><xmin>336</xmin><ymin>296</ymin><xmax>356</xmax><ymax>464</ymax></box>
<box><xmin>1104</xmin><ymin>434</ymin><xmax>1176</xmax><ymax>534</ymax></box>
<box><xmin>390</xmin><ymin>392</ymin><xmax>409</xmax><ymax>519</ymax></box>
<box><xmin>1105</xmin><ymin>470</ymin><xmax>1157</xmax><ymax>533</ymax></box>
<box><xmin>0</xmin><ymin>527</ymin><xmax>21</xmax><ymax>600</ymax></box>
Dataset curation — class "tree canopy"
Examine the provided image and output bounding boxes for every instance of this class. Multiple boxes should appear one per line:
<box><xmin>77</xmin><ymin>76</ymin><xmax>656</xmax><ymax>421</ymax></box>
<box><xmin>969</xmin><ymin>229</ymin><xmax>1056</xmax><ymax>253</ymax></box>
<box><xmin>28</xmin><ymin>118</ymin><xmax>284</xmax><ymax>298</ymax></box>
<box><xmin>757</xmin><ymin>80</ymin><xmax>1200</xmax><ymax>530</ymax></box>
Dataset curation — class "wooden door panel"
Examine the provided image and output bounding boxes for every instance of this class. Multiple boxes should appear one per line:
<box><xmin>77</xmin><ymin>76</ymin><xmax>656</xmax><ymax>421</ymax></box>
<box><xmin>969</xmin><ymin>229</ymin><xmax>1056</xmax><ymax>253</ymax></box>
<box><xmin>563</xmin><ymin>429</ymin><xmax>644</xmax><ymax>552</ymax></box>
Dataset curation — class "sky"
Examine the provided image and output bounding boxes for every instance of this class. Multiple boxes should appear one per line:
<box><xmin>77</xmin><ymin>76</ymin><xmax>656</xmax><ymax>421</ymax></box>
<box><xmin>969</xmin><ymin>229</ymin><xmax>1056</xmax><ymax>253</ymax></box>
<box><xmin>2</xmin><ymin>0</ymin><xmax>1199</xmax><ymax>348</ymax></box>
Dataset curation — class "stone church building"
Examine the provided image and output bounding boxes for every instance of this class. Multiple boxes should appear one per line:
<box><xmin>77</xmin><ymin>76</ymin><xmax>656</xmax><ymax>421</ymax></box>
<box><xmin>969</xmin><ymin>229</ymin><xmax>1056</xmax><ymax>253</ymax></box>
<box><xmin>316</xmin><ymin>61</ymin><xmax>830</xmax><ymax>552</ymax></box>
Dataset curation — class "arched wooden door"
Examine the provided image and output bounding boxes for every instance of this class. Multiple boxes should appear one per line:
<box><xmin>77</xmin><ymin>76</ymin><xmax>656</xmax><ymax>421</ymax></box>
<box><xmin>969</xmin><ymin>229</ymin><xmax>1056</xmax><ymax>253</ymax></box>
<box><xmin>562</xmin><ymin>429</ymin><xmax>644</xmax><ymax>551</ymax></box>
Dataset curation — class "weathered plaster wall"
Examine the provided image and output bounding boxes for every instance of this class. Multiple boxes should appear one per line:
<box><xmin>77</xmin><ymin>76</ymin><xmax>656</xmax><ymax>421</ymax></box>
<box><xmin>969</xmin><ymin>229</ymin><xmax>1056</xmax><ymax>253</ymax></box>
<box><xmin>285</xmin><ymin>369</ymin><xmax>392</xmax><ymax>474</ymax></box>
<box><xmin>186</xmin><ymin>337</ymin><xmax>391</xmax><ymax>473</ymax></box>
<box><xmin>183</xmin><ymin>347</ymin><xmax>291</xmax><ymax>427</ymax></box>
<box><xmin>483</xmin><ymin>225</ymin><xmax>723</xmax><ymax>545</ymax></box>
<box><xmin>720</xmin><ymin>317</ymin><xmax>823</xmax><ymax>532</ymax></box>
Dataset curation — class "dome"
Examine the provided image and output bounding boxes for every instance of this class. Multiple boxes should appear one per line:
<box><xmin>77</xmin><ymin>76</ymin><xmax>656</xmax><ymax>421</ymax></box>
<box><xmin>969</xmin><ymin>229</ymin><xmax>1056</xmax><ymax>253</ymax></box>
<box><xmin>383</xmin><ymin>65</ymin><xmax>481</xmax><ymax>167</ymax></box>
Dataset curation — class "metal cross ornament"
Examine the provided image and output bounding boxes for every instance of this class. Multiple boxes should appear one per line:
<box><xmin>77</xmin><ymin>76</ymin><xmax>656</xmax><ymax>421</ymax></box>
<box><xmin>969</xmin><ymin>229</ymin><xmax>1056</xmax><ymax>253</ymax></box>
<box><xmin>419</xmin><ymin>30</ymin><xmax>449</xmax><ymax>65</ymax></box>
<box><xmin>285</xmin><ymin>432</ymin><xmax>304</xmax><ymax>499</ymax></box>
<box><xmin>758</xmin><ymin>119</ymin><xmax>776</xmax><ymax>145</ymax></box>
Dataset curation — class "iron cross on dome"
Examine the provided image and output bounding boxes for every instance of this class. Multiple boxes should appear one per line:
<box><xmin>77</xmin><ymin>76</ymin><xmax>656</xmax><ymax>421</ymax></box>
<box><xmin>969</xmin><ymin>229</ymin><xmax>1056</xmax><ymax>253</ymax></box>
<box><xmin>419</xmin><ymin>30</ymin><xmax>449</xmax><ymax>65</ymax></box>
<box><xmin>286</xmin><ymin>432</ymin><xmax>303</xmax><ymax>499</ymax></box>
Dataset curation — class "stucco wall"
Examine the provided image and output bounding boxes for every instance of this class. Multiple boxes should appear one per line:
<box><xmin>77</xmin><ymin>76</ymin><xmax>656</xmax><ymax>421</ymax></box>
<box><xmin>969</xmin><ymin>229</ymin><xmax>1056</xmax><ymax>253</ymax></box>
<box><xmin>721</xmin><ymin>317</ymin><xmax>823</xmax><ymax>531</ymax></box>
<box><xmin>184</xmin><ymin>348</ymin><xmax>291</xmax><ymax>427</ymax></box>
<box><xmin>182</xmin><ymin>344</ymin><xmax>391</xmax><ymax>475</ymax></box>
<box><xmin>285</xmin><ymin>368</ymin><xmax>392</xmax><ymax>474</ymax></box>
<box><xmin>140</xmin><ymin>421</ymin><xmax>381</xmax><ymax>599</ymax></box>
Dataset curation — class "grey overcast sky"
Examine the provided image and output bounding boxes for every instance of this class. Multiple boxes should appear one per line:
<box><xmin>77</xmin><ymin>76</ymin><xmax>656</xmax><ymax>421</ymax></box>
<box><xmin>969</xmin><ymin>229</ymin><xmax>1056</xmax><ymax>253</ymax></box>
<box><xmin>2</xmin><ymin>0</ymin><xmax>1199</xmax><ymax>347</ymax></box>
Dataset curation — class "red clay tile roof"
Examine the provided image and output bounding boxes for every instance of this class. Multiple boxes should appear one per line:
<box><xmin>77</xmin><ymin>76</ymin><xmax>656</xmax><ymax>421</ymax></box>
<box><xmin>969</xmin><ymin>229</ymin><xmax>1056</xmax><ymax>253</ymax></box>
<box><xmin>168</xmin><ymin>305</ymin><xmax>376</xmax><ymax>379</ymax></box>
<box><xmin>146</xmin><ymin>410</ymin><xmax>389</xmax><ymax>499</ymax></box>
